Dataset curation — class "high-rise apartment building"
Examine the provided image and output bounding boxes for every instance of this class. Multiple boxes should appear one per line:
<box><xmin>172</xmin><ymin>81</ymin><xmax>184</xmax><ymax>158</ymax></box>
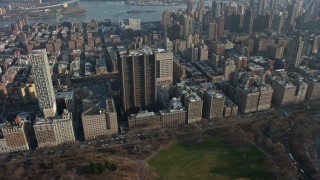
<box><xmin>30</xmin><ymin>49</ymin><xmax>57</xmax><ymax>118</ymax></box>
<box><xmin>155</xmin><ymin>51</ymin><xmax>173</xmax><ymax>86</ymax></box>
<box><xmin>155</xmin><ymin>51</ymin><xmax>173</xmax><ymax>108</ymax></box>
<box><xmin>119</xmin><ymin>48</ymin><xmax>156</xmax><ymax>114</ymax></box>
<box><xmin>286</xmin><ymin>36</ymin><xmax>304</xmax><ymax>71</ymax></box>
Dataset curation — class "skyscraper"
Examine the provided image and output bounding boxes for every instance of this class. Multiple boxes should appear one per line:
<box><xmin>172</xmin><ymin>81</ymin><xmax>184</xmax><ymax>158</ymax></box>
<box><xmin>286</xmin><ymin>2</ymin><xmax>298</xmax><ymax>27</ymax></box>
<box><xmin>286</xmin><ymin>36</ymin><xmax>304</xmax><ymax>71</ymax></box>
<box><xmin>217</xmin><ymin>16</ymin><xmax>225</xmax><ymax>37</ymax></box>
<box><xmin>296</xmin><ymin>0</ymin><xmax>303</xmax><ymax>17</ymax></box>
<box><xmin>243</xmin><ymin>9</ymin><xmax>254</xmax><ymax>34</ymax></box>
<box><xmin>208</xmin><ymin>21</ymin><xmax>218</xmax><ymax>40</ymax></box>
<box><xmin>187</xmin><ymin>0</ymin><xmax>193</xmax><ymax>16</ymax></box>
<box><xmin>155</xmin><ymin>51</ymin><xmax>173</xmax><ymax>86</ymax></box>
<box><xmin>258</xmin><ymin>0</ymin><xmax>267</xmax><ymax>15</ymax></box>
<box><xmin>197</xmin><ymin>0</ymin><xmax>204</xmax><ymax>11</ymax></box>
<box><xmin>212</xmin><ymin>0</ymin><xmax>221</xmax><ymax>19</ymax></box>
<box><xmin>272</xmin><ymin>12</ymin><xmax>284</xmax><ymax>32</ymax></box>
<box><xmin>118</xmin><ymin>49</ymin><xmax>156</xmax><ymax>114</ymax></box>
<box><xmin>155</xmin><ymin>51</ymin><xmax>173</xmax><ymax>108</ymax></box>
<box><xmin>162</xmin><ymin>10</ymin><xmax>171</xmax><ymax>33</ymax></box>
<box><xmin>30</xmin><ymin>49</ymin><xmax>57</xmax><ymax>118</ymax></box>
<box><xmin>250</xmin><ymin>0</ymin><xmax>255</xmax><ymax>10</ymax></box>
<box><xmin>269</xmin><ymin>0</ymin><xmax>276</xmax><ymax>10</ymax></box>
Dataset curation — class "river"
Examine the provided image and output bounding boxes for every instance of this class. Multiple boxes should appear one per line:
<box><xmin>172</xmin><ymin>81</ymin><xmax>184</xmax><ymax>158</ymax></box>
<box><xmin>0</xmin><ymin>1</ymin><xmax>187</xmax><ymax>27</ymax></box>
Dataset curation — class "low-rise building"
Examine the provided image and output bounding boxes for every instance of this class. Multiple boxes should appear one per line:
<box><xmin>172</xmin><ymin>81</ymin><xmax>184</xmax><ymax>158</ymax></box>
<box><xmin>20</xmin><ymin>83</ymin><xmax>37</xmax><ymax>103</ymax></box>
<box><xmin>1</xmin><ymin>66</ymin><xmax>18</xmax><ymax>83</ymax></box>
<box><xmin>128</xmin><ymin>111</ymin><xmax>161</xmax><ymax>129</ymax></box>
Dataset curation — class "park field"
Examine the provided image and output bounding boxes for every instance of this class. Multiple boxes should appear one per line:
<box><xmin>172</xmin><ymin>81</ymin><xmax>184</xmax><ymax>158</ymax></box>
<box><xmin>149</xmin><ymin>139</ymin><xmax>269</xmax><ymax>180</ymax></box>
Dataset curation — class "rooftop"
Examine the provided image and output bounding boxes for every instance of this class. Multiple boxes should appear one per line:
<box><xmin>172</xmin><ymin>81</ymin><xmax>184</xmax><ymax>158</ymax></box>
<box><xmin>248</xmin><ymin>63</ymin><xmax>264</xmax><ymax>71</ymax></box>
<box><xmin>34</xmin><ymin>117</ymin><xmax>52</xmax><ymax>125</ymax></box>
<box><xmin>206</xmin><ymin>90</ymin><xmax>224</xmax><ymax>99</ymax></box>
<box><xmin>30</xmin><ymin>49</ymin><xmax>46</xmax><ymax>55</ymax></box>
<box><xmin>55</xmin><ymin>89</ymin><xmax>74</xmax><ymax>100</ymax></box>
<box><xmin>186</xmin><ymin>92</ymin><xmax>202</xmax><ymax>102</ymax></box>
<box><xmin>159</xmin><ymin>108</ymin><xmax>186</xmax><ymax>115</ymax></box>
<box><xmin>130</xmin><ymin>110</ymin><xmax>156</xmax><ymax>119</ymax></box>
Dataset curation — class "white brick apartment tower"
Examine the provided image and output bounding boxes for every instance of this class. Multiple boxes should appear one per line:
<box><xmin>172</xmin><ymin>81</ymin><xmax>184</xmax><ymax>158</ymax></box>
<box><xmin>30</xmin><ymin>49</ymin><xmax>56</xmax><ymax>118</ymax></box>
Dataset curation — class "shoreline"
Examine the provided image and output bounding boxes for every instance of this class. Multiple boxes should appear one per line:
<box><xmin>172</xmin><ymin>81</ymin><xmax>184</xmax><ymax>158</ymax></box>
<box><xmin>1</xmin><ymin>9</ymin><xmax>87</xmax><ymax>20</ymax></box>
<box><xmin>29</xmin><ymin>9</ymin><xmax>87</xmax><ymax>19</ymax></box>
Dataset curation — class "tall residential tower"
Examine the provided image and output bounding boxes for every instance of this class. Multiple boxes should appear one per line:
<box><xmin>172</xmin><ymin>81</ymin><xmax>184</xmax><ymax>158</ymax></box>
<box><xmin>30</xmin><ymin>49</ymin><xmax>57</xmax><ymax>118</ymax></box>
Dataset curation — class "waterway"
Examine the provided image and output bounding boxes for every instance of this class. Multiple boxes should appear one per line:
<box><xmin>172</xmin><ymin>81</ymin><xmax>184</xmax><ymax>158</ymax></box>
<box><xmin>0</xmin><ymin>1</ymin><xmax>187</xmax><ymax>27</ymax></box>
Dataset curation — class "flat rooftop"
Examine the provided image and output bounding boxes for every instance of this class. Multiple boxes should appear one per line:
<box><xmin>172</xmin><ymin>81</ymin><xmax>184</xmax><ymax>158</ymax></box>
<box><xmin>30</xmin><ymin>49</ymin><xmax>46</xmax><ymax>55</ymax></box>
<box><xmin>55</xmin><ymin>90</ymin><xmax>73</xmax><ymax>100</ymax></box>
<box><xmin>129</xmin><ymin>111</ymin><xmax>156</xmax><ymax>119</ymax></box>
<box><xmin>186</xmin><ymin>92</ymin><xmax>202</xmax><ymax>102</ymax></box>
<box><xmin>206</xmin><ymin>90</ymin><xmax>224</xmax><ymax>99</ymax></box>
<box><xmin>34</xmin><ymin>117</ymin><xmax>52</xmax><ymax>125</ymax></box>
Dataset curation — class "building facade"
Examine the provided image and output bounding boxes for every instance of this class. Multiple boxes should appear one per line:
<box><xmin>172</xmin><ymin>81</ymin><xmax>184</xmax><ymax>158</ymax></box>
<box><xmin>82</xmin><ymin>99</ymin><xmax>118</xmax><ymax>140</ymax></box>
<box><xmin>34</xmin><ymin>110</ymin><xmax>75</xmax><ymax>148</ymax></box>
<box><xmin>52</xmin><ymin>110</ymin><xmax>76</xmax><ymax>145</ymax></box>
<box><xmin>128</xmin><ymin>111</ymin><xmax>161</xmax><ymax>130</ymax></box>
<box><xmin>184</xmin><ymin>92</ymin><xmax>203</xmax><ymax>124</ymax></box>
<box><xmin>33</xmin><ymin>120</ymin><xmax>56</xmax><ymax>148</ymax></box>
<box><xmin>2</xmin><ymin>119</ymin><xmax>32</xmax><ymax>152</ymax></box>
<box><xmin>272</xmin><ymin>78</ymin><xmax>308</xmax><ymax>106</ymax></box>
<box><xmin>202</xmin><ymin>90</ymin><xmax>225</xmax><ymax>119</ymax></box>
<box><xmin>119</xmin><ymin>49</ymin><xmax>156</xmax><ymax>114</ymax></box>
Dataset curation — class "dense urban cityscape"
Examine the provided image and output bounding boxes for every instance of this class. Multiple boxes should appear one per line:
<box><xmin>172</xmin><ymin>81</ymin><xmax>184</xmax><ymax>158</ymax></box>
<box><xmin>0</xmin><ymin>0</ymin><xmax>320</xmax><ymax>179</ymax></box>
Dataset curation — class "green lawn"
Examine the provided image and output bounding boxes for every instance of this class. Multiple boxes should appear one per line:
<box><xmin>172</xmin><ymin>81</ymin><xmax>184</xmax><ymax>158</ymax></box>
<box><xmin>149</xmin><ymin>139</ymin><xmax>269</xmax><ymax>180</ymax></box>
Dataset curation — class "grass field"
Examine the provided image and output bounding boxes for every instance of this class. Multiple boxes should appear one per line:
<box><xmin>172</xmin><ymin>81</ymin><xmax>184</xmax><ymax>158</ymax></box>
<box><xmin>149</xmin><ymin>139</ymin><xmax>269</xmax><ymax>180</ymax></box>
